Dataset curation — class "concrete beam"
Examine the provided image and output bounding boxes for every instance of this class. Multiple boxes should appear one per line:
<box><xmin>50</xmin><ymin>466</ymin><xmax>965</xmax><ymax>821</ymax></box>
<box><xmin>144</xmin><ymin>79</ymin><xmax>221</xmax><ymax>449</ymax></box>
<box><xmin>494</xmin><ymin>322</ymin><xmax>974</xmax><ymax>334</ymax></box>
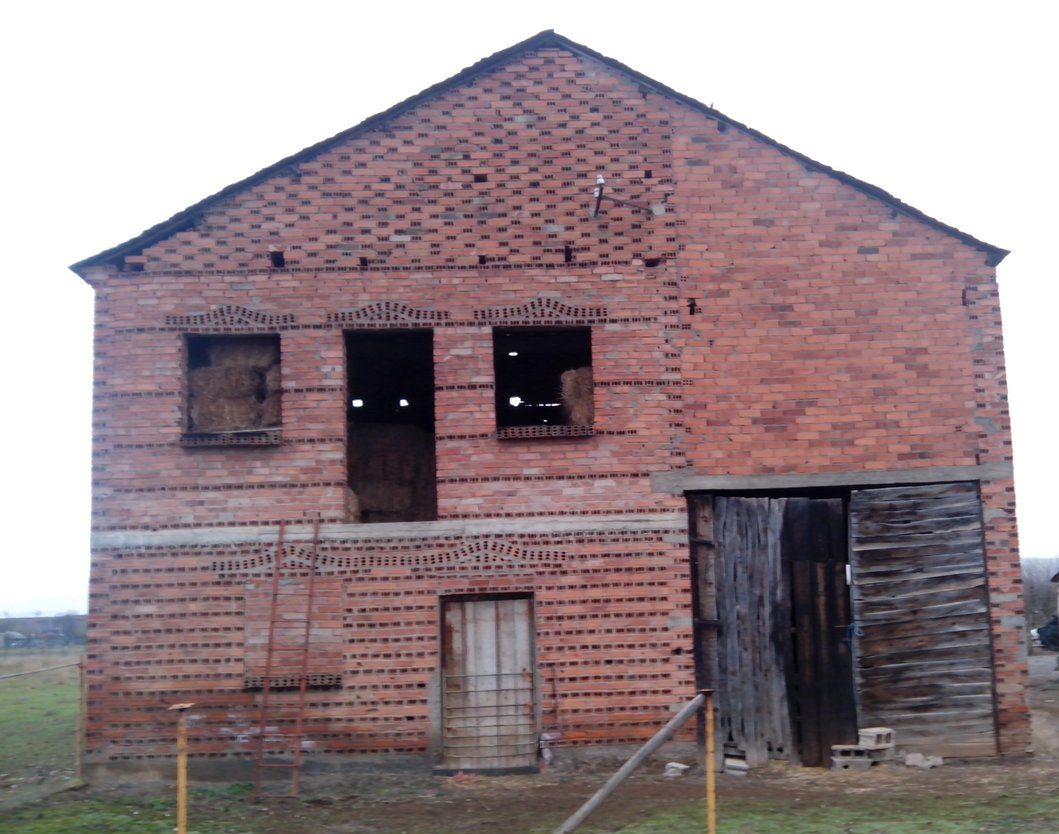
<box><xmin>90</xmin><ymin>512</ymin><xmax>688</xmax><ymax>550</ymax></box>
<box><xmin>650</xmin><ymin>461</ymin><xmax>1013</xmax><ymax>494</ymax></box>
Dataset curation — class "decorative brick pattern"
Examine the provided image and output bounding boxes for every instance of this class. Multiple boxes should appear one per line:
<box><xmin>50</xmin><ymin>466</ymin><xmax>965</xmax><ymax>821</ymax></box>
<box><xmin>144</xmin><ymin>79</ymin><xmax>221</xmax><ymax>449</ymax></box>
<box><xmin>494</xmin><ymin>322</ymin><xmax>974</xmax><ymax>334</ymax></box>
<box><xmin>327</xmin><ymin>301</ymin><xmax>452</xmax><ymax>326</ymax></box>
<box><xmin>473</xmin><ymin>297</ymin><xmax>608</xmax><ymax>324</ymax></box>
<box><xmin>164</xmin><ymin>304</ymin><xmax>296</xmax><ymax>328</ymax></box>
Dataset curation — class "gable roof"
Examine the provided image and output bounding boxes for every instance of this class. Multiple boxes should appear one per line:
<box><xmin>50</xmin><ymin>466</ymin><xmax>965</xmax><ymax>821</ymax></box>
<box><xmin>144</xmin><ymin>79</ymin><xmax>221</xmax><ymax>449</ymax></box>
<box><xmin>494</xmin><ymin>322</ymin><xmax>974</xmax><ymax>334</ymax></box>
<box><xmin>71</xmin><ymin>30</ymin><xmax>1008</xmax><ymax>273</ymax></box>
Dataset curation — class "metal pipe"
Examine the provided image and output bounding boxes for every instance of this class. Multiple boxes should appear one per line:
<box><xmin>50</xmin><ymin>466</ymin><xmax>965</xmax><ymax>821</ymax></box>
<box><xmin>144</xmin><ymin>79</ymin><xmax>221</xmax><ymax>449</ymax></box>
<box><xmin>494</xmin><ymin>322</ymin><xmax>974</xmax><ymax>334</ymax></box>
<box><xmin>168</xmin><ymin>703</ymin><xmax>195</xmax><ymax>834</ymax></box>
<box><xmin>550</xmin><ymin>692</ymin><xmax>706</xmax><ymax>834</ymax></box>
<box><xmin>176</xmin><ymin>712</ymin><xmax>187</xmax><ymax>834</ymax></box>
<box><xmin>291</xmin><ymin>514</ymin><xmax>321</xmax><ymax>798</ymax></box>
<box><xmin>703</xmin><ymin>689</ymin><xmax>716</xmax><ymax>834</ymax></box>
<box><xmin>0</xmin><ymin>661</ymin><xmax>79</xmax><ymax>680</ymax></box>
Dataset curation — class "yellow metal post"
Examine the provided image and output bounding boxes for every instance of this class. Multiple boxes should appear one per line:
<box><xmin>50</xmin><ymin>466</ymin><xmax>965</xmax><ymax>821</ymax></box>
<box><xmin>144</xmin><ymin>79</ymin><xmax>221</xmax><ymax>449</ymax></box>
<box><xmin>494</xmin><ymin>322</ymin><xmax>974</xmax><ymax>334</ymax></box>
<box><xmin>700</xmin><ymin>689</ymin><xmax>716</xmax><ymax>834</ymax></box>
<box><xmin>169</xmin><ymin>703</ymin><xmax>196</xmax><ymax>834</ymax></box>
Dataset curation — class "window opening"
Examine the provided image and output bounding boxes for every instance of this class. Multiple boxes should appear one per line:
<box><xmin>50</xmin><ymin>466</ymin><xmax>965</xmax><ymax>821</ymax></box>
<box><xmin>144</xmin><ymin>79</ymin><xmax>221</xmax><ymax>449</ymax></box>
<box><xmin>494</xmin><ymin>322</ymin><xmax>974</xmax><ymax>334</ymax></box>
<box><xmin>493</xmin><ymin>327</ymin><xmax>593</xmax><ymax>429</ymax></box>
<box><xmin>345</xmin><ymin>330</ymin><xmax>437</xmax><ymax>523</ymax></box>
<box><xmin>185</xmin><ymin>335</ymin><xmax>281</xmax><ymax>433</ymax></box>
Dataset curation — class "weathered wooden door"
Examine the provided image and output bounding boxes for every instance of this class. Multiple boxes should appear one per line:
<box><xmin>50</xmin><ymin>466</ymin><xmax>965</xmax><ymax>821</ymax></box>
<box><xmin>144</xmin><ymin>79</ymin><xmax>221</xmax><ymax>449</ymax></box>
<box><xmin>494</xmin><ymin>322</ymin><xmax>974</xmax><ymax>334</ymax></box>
<box><xmin>780</xmin><ymin>497</ymin><xmax>858</xmax><ymax>766</ymax></box>
<box><xmin>690</xmin><ymin>496</ymin><xmax>792</xmax><ymax>768</ymax></box>
<box><xmin>849</xmin><ymin>483</ymin><xmax>998</xmax><ymax>757</ymax></box>
<box><xmin>689</xmin><ymin>495</ymin><xmax>857</xmax><ymax>768</ymax></box>
<box><xmin>440</xmin><ymin>596</ymin><xmax>538</xmax><ymax>771</ymax></box>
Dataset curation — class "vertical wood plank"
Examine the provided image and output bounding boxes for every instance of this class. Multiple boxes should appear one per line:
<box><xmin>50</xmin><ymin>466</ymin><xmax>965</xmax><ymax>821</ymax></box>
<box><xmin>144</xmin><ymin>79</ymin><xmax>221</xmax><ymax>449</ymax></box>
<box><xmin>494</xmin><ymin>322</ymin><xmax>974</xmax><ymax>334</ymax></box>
<box><xmin>711</xmin><ymin>496</ymin><xmax>793</xmax><ymax>769</ymax></box>
<box><xmin>478</xmin><ymin>600</ymin><xmax>500</xmax><ymax>770</ymax></box>
<box><xmin>767</xmin><ymin>498</ymin><xmax>793</xmax><ymax>760</ymax></box>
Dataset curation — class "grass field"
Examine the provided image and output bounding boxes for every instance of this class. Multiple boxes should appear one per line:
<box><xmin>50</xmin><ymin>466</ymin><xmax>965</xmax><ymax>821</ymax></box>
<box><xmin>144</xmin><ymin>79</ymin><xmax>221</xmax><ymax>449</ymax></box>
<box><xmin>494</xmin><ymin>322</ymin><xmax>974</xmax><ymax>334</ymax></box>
<box><xmin>0</xmin><ymin>649</ymin><xmax>81</xmax><ymax>811</ymax></box>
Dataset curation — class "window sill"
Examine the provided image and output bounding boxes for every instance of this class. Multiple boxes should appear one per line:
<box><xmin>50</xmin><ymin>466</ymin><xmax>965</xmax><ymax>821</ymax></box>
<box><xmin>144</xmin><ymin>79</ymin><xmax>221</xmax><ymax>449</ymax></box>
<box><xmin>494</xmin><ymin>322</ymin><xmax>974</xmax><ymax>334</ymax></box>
<box><xmin>181</xmin><ymin>428</ymin><xmax>282</xmax><ymax>447</ymax></box>
<box><xmin>496</xmin><ymin>424</ymin><xmax>594</xmax><ymax>440</ymax></box>
<box><xmin>243</xmin><ymin>672</ymin><xmax>341</xmax><ymax>691</ymax></box>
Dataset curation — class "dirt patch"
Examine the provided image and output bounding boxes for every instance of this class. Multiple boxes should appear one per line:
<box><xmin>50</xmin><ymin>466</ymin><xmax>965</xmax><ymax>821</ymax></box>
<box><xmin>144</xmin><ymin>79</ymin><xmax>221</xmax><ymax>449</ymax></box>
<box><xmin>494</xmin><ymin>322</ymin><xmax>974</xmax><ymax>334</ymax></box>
<box><xmin>6</xmin><ymin>754</ymin><xmax>1059</xmax><ymax>834</ymax></box>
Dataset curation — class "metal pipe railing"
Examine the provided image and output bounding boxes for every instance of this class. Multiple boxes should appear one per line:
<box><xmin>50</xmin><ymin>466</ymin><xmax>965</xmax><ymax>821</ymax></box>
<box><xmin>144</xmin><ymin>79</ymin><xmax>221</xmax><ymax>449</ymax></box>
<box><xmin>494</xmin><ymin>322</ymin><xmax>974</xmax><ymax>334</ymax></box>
<box><xmin>551</xmin><ymin>689</ymin><xmax>715</xmax><ymax>834</ymax></box>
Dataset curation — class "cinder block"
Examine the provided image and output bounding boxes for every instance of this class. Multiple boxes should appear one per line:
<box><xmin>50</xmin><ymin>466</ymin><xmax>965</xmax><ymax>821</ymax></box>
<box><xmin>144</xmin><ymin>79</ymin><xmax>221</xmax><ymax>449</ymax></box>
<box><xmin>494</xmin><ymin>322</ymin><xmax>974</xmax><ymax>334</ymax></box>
<box><xmin>858</xmin><ymin>727</ymin><xmax>895</xmax><ymax>749</ymax></box>
<box><xmin>831</xmin><ymin>756</ymin><xmax>874</xmax><ymax>771</ymax></box>
<box><xmin>831</xmin><ymin>745</ymin><xmax>871</xmax><ymax>760</ymax></box>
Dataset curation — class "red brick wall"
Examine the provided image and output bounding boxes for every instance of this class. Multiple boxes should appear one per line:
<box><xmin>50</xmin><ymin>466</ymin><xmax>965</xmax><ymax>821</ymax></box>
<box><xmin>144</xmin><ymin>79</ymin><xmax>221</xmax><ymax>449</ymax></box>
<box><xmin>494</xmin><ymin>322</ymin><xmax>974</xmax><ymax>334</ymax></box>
<box><xmin>81</xmin><ymin>44</ymin><xmax>1027</xmax><ymax>762</ymax></box>
<box><xmin>85</xmin><ymin>528</ymin><xmax>692</xmax><ymax>760</ymax></box>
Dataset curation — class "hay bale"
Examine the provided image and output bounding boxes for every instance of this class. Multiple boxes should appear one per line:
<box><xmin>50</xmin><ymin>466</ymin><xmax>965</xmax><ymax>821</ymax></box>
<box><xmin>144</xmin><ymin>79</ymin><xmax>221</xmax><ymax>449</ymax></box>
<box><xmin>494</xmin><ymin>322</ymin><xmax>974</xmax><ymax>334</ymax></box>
<box><xmin>348</xmin><ymin>423</ymin><xmax>437</xmax><ymax>522</ymax></box>
<box><xmin>206</xmin><ymin>337</ymin><xmax>279</xmax><ymax>369</ymax></box>
<box><xmin>560</xmin><ymin>366</ymin><xmax>594</xmax><ymax>426</ymax></box>
<box><xmin>345</xmin><ymin>488</ymin><xmax>361</xmax><ymax>523</ymax></box>
<box><xmin>189</xmin><ymin>397</ymin><xmax>262</xmax><ymax>432</ymax></box>
<box><xmin>265</xmin><ymin>363</ymin><xmax>282</xmax><ymax>393</ymax></box>
<box><xmin>260</xmin><ymin>391</ymin><xmax>282</xmax><ymax>427</ymax></box>
<box><xmin>188</xmin><ymin>366</ymin><xmax>261</xmax><ymax>400</ymax></box>
<box><xmin>188</xmin><ymin>366</ymin><xmax>268</xmax><ymax>431</ymax></box>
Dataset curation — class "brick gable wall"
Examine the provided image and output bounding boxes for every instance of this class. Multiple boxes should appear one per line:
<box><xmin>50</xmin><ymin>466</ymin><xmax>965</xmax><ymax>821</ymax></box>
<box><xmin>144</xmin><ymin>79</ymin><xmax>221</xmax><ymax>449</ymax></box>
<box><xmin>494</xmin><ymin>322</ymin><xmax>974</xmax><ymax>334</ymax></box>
<box><xmin>81</xmin><ymin>45</ymin><xmax>1028</xmax><ymax>765</ymax></box>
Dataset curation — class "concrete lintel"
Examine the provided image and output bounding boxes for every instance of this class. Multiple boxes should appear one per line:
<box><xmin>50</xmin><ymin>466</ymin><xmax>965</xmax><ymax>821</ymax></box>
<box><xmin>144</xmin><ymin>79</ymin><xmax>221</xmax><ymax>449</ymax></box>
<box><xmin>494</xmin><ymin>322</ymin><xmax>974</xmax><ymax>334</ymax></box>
<box><xmin>651</xmin><ymin>461</ymin><xmax>1013</xmax><ymax>494</ymax></box>
<box><xmin>90</xmin><ymin>512</ymin><xmax>688</xmax><ymax>550</ymax></box>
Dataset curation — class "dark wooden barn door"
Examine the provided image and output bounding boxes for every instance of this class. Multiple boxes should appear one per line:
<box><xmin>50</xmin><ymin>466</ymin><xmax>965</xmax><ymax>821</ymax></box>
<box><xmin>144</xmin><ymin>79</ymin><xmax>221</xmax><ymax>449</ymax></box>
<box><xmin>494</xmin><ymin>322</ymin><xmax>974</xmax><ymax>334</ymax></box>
<box><xmin>709</xmin><ymin>496</ymin><xmax>792</xmax><ymax>767</ymax></box>
<box><xmin>440</xmin><ymin>596</ymin><xmax>538</xmax><ymax>771</ymax></box>
<box><xmin>689</xmin><ymin>495</ymin><xmax>857</xmax><ymax>768</ymax></box>
<box><xmin>780</xmin><ymin>498</ymin><xmax>858</xmax><ymax>766</ymax></box>
<box><xmin>849</xmin><ymin>483</ymin><xmax>998</xmax><ymax>757</ymax></box>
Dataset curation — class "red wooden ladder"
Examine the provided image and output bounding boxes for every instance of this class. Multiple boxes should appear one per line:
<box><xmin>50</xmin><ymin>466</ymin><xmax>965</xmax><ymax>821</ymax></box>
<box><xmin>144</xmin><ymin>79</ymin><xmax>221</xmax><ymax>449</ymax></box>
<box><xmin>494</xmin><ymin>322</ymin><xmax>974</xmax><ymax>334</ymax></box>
<box><xmin>252</xmin><ymin>517</ymin><xmax>321</xmax><ymax>798</ymax></box>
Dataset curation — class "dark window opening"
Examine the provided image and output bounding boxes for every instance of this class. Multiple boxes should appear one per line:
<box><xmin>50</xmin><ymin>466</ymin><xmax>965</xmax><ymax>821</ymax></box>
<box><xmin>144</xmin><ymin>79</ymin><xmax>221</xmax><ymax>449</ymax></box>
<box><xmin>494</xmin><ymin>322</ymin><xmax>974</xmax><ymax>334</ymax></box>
<box><xmin>563</xmin><ymin>244</ymin><xmax>574</xmax><ymax>264</ymax></box>
<box><xmin>269</xmin><ymin>250</ymin><xmax>286</xmax><ymax>268</ymax></box>
<box><xmin>473</xmin><ymin>173</ymin><xmax>488</xmax><ymax>183</ymax></box>
<box><xmin>493</xmin><ymin>327</ymin><xmax>593</xmax><ymax>429</ymax></box>
<box><xmin>346</xmin><ymin>330</ymin><xmax>437</xmax><ymax>523</ymax></box>
<box><xmin>186</xmin><ymin>335</ymin><xmax>281</xmax><ymax>433</ymax></box>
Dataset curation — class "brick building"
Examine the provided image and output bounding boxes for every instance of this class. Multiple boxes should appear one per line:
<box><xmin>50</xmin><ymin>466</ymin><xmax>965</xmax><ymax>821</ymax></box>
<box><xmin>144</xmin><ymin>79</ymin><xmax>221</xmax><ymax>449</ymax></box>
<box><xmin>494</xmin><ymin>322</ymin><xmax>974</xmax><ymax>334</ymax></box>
<box><xmin>72</xmin><ymin>31</ymin><xmax>1028</xmax><ymax>774</ymax></box>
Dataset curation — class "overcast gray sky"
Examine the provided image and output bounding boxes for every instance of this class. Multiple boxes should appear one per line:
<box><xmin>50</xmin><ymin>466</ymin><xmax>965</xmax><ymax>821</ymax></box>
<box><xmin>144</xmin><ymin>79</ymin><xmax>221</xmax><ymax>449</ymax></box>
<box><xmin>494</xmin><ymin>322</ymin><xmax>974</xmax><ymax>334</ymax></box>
<box><xmin>2</xmin><ymin>0</ymin><xmax>1055</xmax><ymax>616</ymax></box>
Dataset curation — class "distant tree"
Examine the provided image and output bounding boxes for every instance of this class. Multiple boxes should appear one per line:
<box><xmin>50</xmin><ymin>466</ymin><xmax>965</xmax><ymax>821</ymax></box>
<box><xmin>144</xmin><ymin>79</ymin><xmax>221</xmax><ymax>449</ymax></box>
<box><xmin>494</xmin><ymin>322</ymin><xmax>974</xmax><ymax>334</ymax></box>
<box><xmin>57</xmin><ymin>613</ymin><xmax>76</xmax><ymax>641</ymax></box>
<box><xmin>1022</xmin><ymin>556</ymin><xmax>1059</xmax><ymax>630</ymax></box>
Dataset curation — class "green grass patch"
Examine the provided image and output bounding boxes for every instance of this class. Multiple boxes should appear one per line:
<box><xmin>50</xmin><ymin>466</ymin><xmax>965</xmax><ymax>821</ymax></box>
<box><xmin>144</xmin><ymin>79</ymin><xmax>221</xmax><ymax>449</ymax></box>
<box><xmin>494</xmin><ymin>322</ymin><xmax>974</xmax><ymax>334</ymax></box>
<box><xmin>0</xmin><ymin>650</ymin><xmax>81</xmax><ymax>780</ymax></box>
<box><xmin>0</xmin><ymin>797</ymin><xmax>238</xmax><ymax>834</ymax></box>
<box><xmin>601</xmin><ymin>790</ymin><xmax>1059</xmax><ymax>834</ymax></box>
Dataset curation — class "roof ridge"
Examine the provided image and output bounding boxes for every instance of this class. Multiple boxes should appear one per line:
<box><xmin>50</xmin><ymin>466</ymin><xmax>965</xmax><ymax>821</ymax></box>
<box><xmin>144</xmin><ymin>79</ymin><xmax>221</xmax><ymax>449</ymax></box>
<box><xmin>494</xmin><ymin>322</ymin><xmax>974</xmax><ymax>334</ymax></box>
<box><xmin>71</xmin><ymin>30</ymin><xmax>1007</xmax><ymax>272</ymax></box>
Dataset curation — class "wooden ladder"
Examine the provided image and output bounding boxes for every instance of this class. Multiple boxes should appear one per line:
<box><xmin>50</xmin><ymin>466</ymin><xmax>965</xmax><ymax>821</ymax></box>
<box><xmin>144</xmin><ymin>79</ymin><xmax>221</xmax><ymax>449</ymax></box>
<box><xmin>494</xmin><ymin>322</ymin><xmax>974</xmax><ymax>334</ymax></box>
<box><xmin>252</xmin><ymin>517</ymin><xmax>321</xmax><ymax>798</ymax></box>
